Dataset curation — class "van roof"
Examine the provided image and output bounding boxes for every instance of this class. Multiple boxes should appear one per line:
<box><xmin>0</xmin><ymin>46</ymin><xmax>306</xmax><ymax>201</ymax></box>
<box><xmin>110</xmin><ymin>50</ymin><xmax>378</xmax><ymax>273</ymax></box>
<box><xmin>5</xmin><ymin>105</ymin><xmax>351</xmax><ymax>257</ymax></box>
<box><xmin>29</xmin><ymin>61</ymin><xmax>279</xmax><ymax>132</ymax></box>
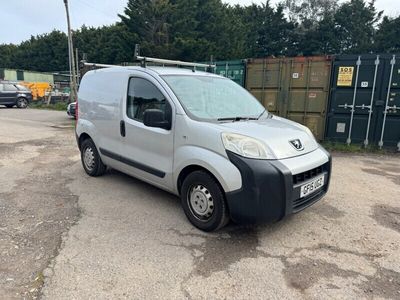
<box><xmin>91</xmin><ymin>66</ymin><xmax>222</xmax><ymax>77</ymax></box>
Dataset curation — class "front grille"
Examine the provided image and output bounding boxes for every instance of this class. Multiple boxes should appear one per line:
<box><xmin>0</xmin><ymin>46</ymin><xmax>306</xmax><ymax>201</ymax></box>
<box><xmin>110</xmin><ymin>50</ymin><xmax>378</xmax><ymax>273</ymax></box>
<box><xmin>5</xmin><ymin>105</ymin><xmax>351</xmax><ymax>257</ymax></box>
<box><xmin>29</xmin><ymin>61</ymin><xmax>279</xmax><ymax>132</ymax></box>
<box><xmin>292</xmin><ymin>163</ymin><xmax>326</xmax><ymax>185</ymax></box>
<box><xmin>291</xmin><ymin>162</ymin><xmax>330</xmax><ymax>212</ymax></box>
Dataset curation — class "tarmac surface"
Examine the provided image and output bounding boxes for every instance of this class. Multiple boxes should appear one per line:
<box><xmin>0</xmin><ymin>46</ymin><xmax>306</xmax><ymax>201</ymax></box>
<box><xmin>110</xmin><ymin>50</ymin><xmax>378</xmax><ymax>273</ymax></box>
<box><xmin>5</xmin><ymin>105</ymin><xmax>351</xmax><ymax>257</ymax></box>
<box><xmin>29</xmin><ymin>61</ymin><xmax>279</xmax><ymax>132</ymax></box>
<box><xmin>0</xmin><ymin>107</ymin><xmax>399</xmax><ymax>299</ymax></box>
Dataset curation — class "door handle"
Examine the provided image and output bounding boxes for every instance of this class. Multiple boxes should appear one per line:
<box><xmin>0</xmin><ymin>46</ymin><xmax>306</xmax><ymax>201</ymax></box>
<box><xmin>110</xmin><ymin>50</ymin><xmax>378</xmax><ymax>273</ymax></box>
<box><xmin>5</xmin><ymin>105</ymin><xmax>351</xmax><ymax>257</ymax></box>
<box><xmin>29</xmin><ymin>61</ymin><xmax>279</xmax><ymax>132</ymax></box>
<box><xmin>120</xmin><ymin>120</ymin><xmax>126</xmax><ymax>137</ymax></box>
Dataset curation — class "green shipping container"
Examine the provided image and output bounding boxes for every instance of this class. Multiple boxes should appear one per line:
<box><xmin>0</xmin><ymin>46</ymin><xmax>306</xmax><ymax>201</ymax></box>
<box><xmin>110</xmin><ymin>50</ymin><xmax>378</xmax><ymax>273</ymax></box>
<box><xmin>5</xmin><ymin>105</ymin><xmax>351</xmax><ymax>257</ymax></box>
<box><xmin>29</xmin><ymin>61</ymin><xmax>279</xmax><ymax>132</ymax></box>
<box><xmin>246</xmin><ymin>56</ymin><xmax>332</xmax><ymax>141</ymax></box>
<box><xmin>23</xmin><ymin>71</ymin><xmax>54</xmax><ymax>84</ymax></box>
<box><xmin>0</xmin><ymin>69</ymin><xmax>54</xmax><ymax>84</ymax></box>
<box><xmin>213</xmin><ymin>60</ymin><xmax>246</xmax><ymax>87</ymax></box>
<box><xmin>2</xmin><ymin>69</ymin><xmax>18</xmax><ymax>81</ymax></box>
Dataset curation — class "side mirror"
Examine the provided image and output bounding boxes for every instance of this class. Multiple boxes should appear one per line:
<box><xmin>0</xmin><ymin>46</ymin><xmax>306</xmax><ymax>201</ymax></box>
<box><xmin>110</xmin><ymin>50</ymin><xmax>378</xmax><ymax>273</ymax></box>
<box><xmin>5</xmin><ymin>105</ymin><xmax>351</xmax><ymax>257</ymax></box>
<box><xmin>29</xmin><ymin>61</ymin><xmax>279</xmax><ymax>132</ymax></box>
<box><xmin>143</xmin><ymin>109</ymin><xmax>171</xmax><ymax>130</ymax></box>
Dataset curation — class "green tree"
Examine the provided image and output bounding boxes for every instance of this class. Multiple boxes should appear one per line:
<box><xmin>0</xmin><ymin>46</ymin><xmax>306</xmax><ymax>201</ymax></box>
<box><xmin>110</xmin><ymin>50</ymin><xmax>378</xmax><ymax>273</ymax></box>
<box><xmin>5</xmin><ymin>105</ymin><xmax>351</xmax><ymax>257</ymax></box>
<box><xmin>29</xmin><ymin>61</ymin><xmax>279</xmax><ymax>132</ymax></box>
<box><xmin>333</xmin><ymin>0</ymin><xmax>382</xmax><ymax>53</ymax></box>
<box><xmin>119</xmin><ymin>0</ymin><xmax>174</xmax><ymax>58</ymax></box>
<box><xmin>74</xmin><ymin>24</ymin><xmax>135</xmax><ymax>64</ymax></box>
<box><xmin>284</xmin><ymin>0</ymin><xmax>339</xmax><ymax>26</ymax></box>
<box><xmin>10</xmin><ymin>30</ymin><xmax>68</xmax><ymax>72</ymax></box>
<box><xmin>0</xmin><ymin>44</ymin><xmax>18</xmax><ymax>69</ymax></box>
<box><xmin>374</xmin><ymin>15</ymin><xmax>400</xmax><ymax>52</ymax></box>
<box><xmin>239</xmin><ymin>2</ymin><xmax>295</xmax><ymax>57</ymax></box>
<box><xmin>283</xmin><ymin>0</ymin><xmax>339</xmax><ymax>55</ymax></box>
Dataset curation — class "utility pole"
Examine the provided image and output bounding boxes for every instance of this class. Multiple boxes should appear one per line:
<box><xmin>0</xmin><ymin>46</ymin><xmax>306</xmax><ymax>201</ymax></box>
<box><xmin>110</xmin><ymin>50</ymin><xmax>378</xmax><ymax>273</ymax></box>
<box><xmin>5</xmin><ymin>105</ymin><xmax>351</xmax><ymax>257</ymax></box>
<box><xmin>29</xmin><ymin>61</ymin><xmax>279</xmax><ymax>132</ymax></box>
<box><xmin>75</xmin><ymin>47</ymin><xmax>80</xmax><ymax>84</ymax></box>
<box><xmin>63</xmin><ymin>0</ymin><xmax>78</xmax><ymax>103</ymax></box>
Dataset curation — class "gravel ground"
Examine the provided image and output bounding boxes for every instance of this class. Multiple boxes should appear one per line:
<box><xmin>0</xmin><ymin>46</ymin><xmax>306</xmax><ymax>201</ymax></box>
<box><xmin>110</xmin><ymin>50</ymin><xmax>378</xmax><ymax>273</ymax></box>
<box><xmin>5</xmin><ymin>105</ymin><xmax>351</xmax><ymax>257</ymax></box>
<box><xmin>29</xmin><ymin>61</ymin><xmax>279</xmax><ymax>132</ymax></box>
<box><xmin>0</xmin><ymin>108</ymin><xmax>399</xmax><ymax>299</ymax></box>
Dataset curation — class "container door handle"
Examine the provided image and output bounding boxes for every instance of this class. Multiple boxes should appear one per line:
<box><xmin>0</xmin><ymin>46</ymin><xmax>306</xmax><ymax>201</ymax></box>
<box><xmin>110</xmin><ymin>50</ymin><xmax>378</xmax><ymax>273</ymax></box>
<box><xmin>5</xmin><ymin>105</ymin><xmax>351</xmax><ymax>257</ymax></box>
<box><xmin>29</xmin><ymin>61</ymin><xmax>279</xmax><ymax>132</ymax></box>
<box><xmin>120</xmin><ymin>120</ymin><xmax>126</xmax><ymax>137</ymax></box>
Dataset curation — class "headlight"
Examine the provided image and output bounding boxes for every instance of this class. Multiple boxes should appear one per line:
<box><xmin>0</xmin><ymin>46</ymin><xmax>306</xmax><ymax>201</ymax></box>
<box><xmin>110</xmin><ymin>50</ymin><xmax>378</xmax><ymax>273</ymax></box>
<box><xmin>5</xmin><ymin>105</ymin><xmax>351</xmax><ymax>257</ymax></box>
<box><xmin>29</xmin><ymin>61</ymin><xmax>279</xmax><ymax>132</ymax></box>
<box><xmin>221</xmin><ymin>133</ymin><xmax>275</xmax><ymax>159</ymax></box>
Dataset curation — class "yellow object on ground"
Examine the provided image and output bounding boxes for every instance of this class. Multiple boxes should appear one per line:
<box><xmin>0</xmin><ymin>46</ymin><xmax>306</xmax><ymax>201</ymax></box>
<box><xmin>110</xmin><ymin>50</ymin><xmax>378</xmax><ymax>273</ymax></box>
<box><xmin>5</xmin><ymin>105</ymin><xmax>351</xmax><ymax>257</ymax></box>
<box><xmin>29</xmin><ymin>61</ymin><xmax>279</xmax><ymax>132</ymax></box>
<box><xmin>20</xmin><ymin>82</ymin><xmax>51</xmax><ymax>100</ymax></box>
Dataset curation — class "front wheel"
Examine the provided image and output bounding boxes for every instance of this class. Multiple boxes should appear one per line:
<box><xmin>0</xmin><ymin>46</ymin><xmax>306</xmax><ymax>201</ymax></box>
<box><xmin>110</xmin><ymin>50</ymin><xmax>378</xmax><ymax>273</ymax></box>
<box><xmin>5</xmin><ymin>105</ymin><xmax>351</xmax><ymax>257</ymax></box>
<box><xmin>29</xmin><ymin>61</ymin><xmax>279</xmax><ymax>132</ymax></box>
<box><xmin>16</xmin><ymin>98</ymin><xmax>28</xmax><ymax>108</ymax></box>
<box><xmin>181</xmin><ymin>171</ymin><xmax>229</xmax><ymax>232</ymax></box>
<box><xmin>80</xmin><ymin>138</ymin><xmax>107</xmax><ymax>177</ymax></box>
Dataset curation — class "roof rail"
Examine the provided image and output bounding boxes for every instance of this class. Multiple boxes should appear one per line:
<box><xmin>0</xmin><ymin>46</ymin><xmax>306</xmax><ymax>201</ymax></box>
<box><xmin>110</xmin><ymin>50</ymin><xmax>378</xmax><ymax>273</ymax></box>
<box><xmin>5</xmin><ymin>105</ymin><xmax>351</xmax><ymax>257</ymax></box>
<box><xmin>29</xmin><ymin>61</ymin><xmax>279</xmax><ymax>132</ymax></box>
<box><xmin>81</xmin><ymin>62</ymin><xmax>120</xmax><ymax>68</ymax></box>
<box><xmin>133</xmin><ymin>44</ymin><xmax>215</xmax><ymax>70</ymax></box>
<box><xmin>80</xmin><ymin>45</ymin><xmax>216</xmax><ymax>71</ymax></box>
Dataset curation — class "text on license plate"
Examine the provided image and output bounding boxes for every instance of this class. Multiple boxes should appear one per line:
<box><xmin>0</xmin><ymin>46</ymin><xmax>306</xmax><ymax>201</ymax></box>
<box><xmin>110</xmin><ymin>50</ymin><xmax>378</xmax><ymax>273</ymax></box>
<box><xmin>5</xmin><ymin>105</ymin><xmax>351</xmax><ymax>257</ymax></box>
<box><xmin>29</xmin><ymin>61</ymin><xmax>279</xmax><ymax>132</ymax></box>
<box><xmin>300</xmin><ymin>174</ymin><xmax>325</xmax><ymax>198</ymax></box>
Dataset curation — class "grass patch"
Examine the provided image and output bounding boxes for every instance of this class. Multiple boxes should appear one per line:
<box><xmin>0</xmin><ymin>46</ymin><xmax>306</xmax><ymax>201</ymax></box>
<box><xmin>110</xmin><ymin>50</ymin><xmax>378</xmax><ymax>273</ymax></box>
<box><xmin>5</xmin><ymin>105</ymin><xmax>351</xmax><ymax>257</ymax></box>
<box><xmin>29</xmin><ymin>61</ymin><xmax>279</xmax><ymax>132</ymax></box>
<box><xmin>30</xmin><ymin>101</ymin><xmax>69</xmax><ymax>111</ymax></box>
<box><xmin>321</xmin><ymin>141</ymin><xmax>394</xmax><ymax>154</ymax></box>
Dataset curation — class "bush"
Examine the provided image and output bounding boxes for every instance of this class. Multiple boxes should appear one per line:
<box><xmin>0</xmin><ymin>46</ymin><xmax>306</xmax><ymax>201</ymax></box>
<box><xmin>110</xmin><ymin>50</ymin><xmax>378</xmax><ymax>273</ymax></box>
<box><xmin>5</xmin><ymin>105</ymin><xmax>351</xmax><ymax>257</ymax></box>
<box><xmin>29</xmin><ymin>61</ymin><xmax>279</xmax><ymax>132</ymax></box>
<box><xmin>30</xmin><ymin>101</ymin><xmax>69</xmax><ymax>111</ymax></box>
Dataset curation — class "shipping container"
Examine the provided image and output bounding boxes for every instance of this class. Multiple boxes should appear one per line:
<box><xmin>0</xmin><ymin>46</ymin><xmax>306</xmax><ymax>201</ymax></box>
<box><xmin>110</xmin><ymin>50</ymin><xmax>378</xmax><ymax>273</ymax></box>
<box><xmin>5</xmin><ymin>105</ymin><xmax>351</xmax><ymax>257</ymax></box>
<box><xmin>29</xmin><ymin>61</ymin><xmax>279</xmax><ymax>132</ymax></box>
<box><xmin>325</xmin><ymin>54</ymin><xmax>400</xmax><ymax>149</ymax></box>
<box><xmin>213</xmin><ymin>60</ymin><xmax>246</xmax><ymax>87</ymax></box>
<box><xmin>53</xmin><ymin>73</ymin><xmax>70</xmax><ymax>83</ymax></box>
<box><xmin>23</xmin><ymin>71</ymin><xmax>54</xmax><ymax>84</ymax></box>
<box><xmin>246</xmin><ymin>56</ymin><xmax>332</xmax><ymax>140</ymax></box>
<box><xmin>0</xmin><ymin>69</ymin><xmax>54</xmax><ymax>84</ymax></box>
<box><xmin>0</xmin><ymin>69</ymin><xmax>18</xmax><ymax>81</ymax></box>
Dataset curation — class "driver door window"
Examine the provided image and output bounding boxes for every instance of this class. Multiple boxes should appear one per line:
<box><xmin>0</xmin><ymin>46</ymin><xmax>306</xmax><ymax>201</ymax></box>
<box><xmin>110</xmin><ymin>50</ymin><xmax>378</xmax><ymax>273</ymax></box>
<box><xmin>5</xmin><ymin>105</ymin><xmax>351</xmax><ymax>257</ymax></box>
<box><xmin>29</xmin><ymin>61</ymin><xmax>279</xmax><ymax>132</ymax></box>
<box><xmin>127</xmin><ymin>77</ymin><xmax>171</xmax><ymax>124</ymax></box>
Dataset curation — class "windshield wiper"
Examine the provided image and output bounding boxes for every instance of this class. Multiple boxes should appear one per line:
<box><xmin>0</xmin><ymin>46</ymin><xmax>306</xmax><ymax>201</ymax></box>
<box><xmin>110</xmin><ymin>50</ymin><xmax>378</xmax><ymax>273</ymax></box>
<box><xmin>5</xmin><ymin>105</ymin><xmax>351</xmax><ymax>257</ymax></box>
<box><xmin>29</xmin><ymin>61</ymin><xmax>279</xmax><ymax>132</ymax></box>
<box><xmin>217</xmin><ymin>116</ymin><xmax>258</xmax><ymax>122</ymax></box>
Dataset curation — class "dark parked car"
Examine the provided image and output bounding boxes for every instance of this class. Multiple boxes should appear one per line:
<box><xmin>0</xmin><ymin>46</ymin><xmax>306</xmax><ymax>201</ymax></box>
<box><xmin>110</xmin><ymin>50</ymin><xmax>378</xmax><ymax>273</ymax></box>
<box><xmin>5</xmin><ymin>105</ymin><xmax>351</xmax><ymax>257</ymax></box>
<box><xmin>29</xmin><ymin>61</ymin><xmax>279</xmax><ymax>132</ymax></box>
<box><xmin>67</xmin><ymin>102</ymin><xmax>76</xmax><ymax>118</ymax></box>
<box><xmin>0</xmin><ymin>82</ymin><xmax>32</xmax><ymax>108</ymax></box>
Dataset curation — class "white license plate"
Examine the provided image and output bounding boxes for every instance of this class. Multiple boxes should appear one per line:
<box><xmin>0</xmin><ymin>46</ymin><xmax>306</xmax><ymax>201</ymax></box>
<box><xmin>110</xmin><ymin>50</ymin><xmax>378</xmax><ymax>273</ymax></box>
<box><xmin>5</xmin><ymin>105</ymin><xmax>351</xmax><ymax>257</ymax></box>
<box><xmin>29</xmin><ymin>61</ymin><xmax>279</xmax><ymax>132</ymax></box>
<box><xmin>300</xmin><ymin>174</ymin><xmax>325</xmax><ymax>198</ymax></box>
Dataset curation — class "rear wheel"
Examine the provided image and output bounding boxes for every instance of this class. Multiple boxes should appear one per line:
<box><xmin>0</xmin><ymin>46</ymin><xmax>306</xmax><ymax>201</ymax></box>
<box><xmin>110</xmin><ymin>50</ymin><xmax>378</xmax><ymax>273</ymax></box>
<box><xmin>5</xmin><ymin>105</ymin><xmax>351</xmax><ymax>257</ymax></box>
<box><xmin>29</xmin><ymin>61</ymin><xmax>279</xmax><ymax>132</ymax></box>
<box><xmin>80</xmin><ymin>138</ymin><xmax>107</xmax><ymax>177</ymax></box>
<box><xmin>16</xmin><ymin>98</ymin><xmax>28</xmax><ymax>108</ymax></box>
<box><xmin>181</xmin><ymin>171</ymin><xmax>229</xmax><ymax>232</ymax></box>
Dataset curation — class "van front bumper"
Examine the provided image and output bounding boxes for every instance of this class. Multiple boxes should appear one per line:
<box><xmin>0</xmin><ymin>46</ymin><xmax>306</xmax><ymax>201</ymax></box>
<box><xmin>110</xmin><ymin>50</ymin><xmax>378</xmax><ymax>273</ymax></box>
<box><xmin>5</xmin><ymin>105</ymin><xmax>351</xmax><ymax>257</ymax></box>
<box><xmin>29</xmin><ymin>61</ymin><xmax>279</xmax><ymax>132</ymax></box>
<box><xmin>225</xmin><ymin>149</ymin><xmax>332</xmax><ymax>224</ymax></box>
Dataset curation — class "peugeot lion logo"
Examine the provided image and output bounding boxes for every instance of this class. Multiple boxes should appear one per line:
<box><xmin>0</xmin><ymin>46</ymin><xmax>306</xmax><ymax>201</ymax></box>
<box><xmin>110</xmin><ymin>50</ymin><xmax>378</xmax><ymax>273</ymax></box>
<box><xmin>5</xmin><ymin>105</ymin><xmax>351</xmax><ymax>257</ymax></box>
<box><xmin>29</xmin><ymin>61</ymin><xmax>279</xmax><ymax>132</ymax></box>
<box><xmin>290</xmin><ymin>139</ymin><xmax>304</xmax><ymax>151</ymax></box>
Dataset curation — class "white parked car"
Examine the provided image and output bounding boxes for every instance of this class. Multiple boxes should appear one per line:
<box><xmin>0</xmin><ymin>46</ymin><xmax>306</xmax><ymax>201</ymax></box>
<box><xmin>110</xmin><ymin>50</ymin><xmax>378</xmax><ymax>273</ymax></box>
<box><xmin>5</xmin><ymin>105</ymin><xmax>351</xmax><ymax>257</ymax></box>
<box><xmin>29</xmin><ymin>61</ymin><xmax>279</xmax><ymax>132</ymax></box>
<box><xmin>76</xmin><ymin>65</ymin><xmax>331</xmax><ymax>231</ymax></box>
<box><xmin>67</xmin><ymin>102</ymin><xmax>76</xmax><ymax>118</ymax></box>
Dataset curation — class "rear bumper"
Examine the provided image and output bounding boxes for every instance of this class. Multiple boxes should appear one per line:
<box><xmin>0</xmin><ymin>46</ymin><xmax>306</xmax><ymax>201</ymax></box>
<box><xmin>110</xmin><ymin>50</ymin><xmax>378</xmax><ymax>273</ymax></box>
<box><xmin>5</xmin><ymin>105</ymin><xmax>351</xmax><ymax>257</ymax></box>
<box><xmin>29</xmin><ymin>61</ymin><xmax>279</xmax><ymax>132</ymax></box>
<box><xmin>225</xmin><ymin>148</ymin><xmax>332</xmax><ymax>224</ymax></box>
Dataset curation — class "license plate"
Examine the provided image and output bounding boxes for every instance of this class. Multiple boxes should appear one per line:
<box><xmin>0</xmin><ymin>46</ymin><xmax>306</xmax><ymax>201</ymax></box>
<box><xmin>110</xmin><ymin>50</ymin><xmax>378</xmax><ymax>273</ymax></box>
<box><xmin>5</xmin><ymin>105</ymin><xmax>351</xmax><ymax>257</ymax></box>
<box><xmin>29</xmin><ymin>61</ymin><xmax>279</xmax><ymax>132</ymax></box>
<box><xmin>300</xmin><ymin>174</ymin><xmax>325</xmax><ymax>198</ymax></box>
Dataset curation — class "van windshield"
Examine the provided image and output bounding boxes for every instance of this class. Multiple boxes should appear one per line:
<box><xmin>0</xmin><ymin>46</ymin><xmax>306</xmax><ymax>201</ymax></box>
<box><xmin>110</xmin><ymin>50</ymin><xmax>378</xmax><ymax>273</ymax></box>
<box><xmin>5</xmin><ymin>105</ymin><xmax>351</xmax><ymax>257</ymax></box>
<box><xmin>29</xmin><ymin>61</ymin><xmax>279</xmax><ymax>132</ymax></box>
<box><xmin>162</xmin><ymin>75</ymin><xmax>265</xmax><ymax>121</ymax></box>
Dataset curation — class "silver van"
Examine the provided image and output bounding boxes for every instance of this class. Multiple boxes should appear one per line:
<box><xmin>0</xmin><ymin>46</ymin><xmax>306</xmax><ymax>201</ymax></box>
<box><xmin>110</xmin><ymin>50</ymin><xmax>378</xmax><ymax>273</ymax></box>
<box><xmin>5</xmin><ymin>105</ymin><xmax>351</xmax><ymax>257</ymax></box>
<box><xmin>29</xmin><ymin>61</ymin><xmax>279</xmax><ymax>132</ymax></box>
<box><xmin>76</xmin><ymin>63</ymin><xmax>331</xmax><ymax>231</ymax></box>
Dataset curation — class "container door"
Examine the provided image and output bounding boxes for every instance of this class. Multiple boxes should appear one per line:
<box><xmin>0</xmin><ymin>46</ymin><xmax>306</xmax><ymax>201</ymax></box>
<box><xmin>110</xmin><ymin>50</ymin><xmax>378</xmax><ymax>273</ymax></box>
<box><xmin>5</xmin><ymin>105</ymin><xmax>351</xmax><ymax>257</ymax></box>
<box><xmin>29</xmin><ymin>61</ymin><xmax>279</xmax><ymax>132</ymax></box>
<box><xmin>326</xmin><ymin>55</ymin><xmax>383</xmax><ymax>145</ymax></box>
<box><xmin>246</xmin><ymin>58</ymin><xmax>283</xmax><ymax>115</ymax></box>
<box><xmin>246</xmin><ymin>57</ymin><xmax>331</xmax><ymax>141</ymax></box>
<box><xmin>374</xmin><ymin>55</ymin><xmax>400</xmax><ymax>148</ymax></box>
<box><xmin>284</xmin><ymin>57</ymin><xmax>332</xmax><ymax>141</ymax></box>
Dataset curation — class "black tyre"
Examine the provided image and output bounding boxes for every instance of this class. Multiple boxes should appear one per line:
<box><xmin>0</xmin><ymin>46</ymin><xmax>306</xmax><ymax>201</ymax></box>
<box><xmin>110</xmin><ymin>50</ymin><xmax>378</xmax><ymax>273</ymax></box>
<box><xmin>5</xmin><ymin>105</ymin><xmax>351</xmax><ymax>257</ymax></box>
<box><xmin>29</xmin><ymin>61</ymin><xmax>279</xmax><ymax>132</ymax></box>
<box><xmin>5</xmin><ymin>104</ymin><xmax>14</xmax><ymax>108</ymax></box>
<box><xmin>80</xmin><ymin>138</ymin><xmax>107</xmax><ymax>177</ymax></box>
<box><xmin>181</xmin><ymin>171</ymin><xmax>229</xmax><ymax>232</ymax></box>
<box><xmin>16</xmin><ymin>98</ymin><xmax>28</xmax><ymax>108</ymax></box>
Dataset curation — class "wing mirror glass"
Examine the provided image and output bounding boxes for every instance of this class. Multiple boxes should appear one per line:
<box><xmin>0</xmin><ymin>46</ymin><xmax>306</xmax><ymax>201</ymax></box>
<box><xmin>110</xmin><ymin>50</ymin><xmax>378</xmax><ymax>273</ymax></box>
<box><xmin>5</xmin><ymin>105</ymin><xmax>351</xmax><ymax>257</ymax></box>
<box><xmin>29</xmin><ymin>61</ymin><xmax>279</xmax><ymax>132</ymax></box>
<box><xmin>143</xmin><ymin>109</ymin><xmax>171</xmax><ymax>130</ymax></box>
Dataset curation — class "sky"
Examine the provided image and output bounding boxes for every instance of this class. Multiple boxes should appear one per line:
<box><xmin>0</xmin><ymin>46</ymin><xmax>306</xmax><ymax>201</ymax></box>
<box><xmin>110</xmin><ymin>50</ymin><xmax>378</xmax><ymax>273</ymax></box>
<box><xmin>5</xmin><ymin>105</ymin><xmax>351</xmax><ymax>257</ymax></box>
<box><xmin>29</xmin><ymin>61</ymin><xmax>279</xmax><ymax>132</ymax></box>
<box><xmin>0</xmin><ymin>0</ymin><xmax>399</xmax><ymax>45</ymax></box>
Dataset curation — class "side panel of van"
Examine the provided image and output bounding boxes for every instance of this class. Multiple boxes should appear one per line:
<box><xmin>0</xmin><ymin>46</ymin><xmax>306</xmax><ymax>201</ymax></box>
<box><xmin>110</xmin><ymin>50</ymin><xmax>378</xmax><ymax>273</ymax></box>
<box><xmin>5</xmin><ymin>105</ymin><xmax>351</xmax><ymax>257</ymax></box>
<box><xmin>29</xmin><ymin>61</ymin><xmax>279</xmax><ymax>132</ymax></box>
<box><xmin>78</xmin><ymin>71</ymin><xmax>127</xmax><ymax>163</ymax></box>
